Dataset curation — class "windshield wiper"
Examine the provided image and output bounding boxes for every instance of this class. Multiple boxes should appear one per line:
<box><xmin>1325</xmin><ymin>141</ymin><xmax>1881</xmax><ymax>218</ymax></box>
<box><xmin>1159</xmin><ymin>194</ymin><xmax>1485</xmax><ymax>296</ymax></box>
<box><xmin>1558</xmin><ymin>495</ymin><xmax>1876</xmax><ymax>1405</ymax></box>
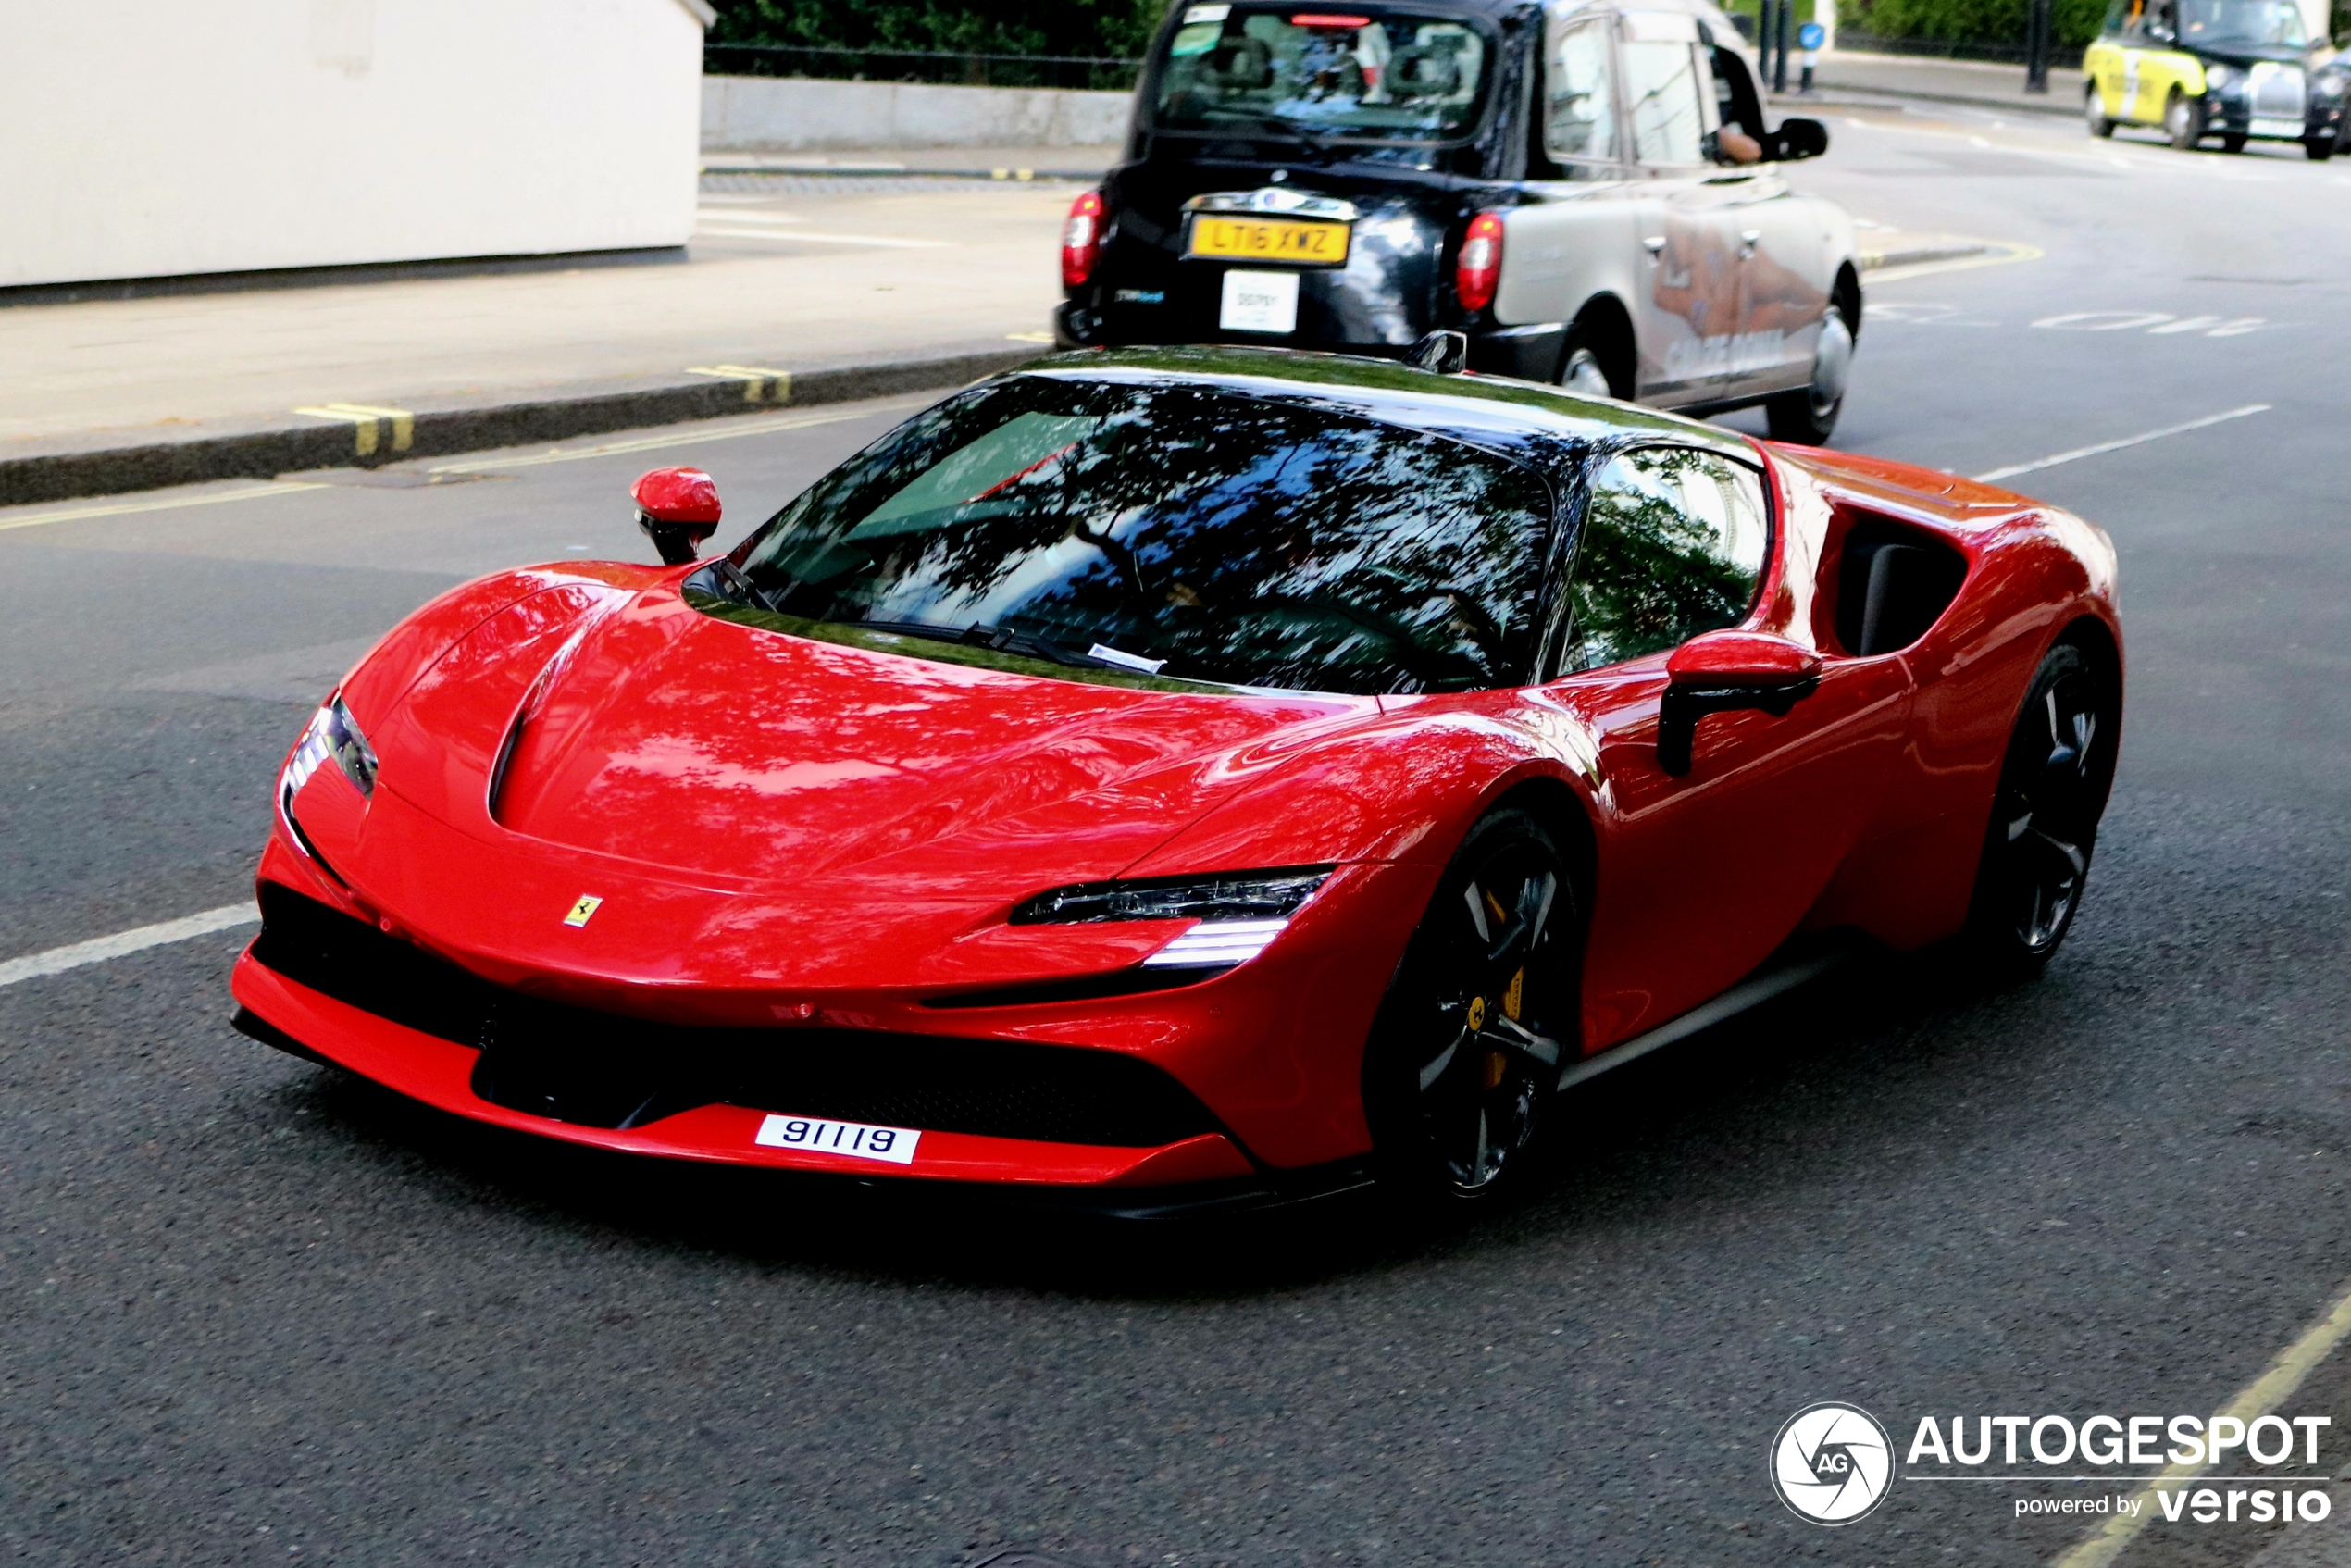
<box><xmin>859</xmin><ymin>619</ymin><xmax>1106</xmax><ymax>669</ymax></box>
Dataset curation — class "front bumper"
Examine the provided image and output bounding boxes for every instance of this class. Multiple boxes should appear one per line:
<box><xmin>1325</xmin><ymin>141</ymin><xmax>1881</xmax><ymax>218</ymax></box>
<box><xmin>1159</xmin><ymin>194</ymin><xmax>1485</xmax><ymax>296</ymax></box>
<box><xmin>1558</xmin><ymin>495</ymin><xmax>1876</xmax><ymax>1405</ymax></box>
<box><xmin>233</xmin><ymin>938</ymin><xmax>1262</xmax><ymax>1190</ymax></box>
<box><xmin>234</xmin><ymin>813</ymin><xmax>1435</xmax><ymax>1193</ymax></box>
<box><xmin>2204</xmin><ymin>94</ymin><xmax>2343</xmax><ymax>142</ymax></box>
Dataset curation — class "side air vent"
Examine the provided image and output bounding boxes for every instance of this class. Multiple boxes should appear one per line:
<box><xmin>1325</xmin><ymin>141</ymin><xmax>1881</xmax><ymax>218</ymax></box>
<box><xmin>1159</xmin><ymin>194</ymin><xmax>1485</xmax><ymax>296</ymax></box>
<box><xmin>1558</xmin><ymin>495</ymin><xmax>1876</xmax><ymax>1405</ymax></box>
<box><xmin>1836</xmin><ymin>517</ymin><xmax>1968</xmax><ymax>656</ymax></box>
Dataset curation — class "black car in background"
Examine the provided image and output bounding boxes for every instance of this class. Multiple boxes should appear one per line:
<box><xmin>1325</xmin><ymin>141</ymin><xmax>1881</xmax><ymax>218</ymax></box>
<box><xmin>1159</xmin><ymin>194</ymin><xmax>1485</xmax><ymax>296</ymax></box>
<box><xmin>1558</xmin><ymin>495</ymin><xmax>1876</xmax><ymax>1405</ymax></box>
<box><xmin>2084</xmin><ymin>0</ymin><xmax>2349</xmax><ymax>156</ymax></box>
<box><xmin>1055</xmin><ymin>0</ymin><xmax>1865</xmax><ymax>442</ymax></box>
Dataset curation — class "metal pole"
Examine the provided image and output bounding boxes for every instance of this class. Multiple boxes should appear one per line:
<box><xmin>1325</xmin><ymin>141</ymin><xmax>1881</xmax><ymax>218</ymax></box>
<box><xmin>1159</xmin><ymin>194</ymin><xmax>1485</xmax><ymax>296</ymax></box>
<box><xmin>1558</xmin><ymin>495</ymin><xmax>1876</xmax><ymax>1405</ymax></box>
<box><xmin>1775</xmin><ymin>0</ymin><xmax>1793</xmax><ymax>92</ymax></box>
<box><xmin>2025</xmin><ymin>0</ymin><xmax>2052</xmax><ymax>92</ymax></box>
<box><xmin>1759</xmin><ymin>0</ymin><xmax>1778</xmax><ymax>92</ymax></box>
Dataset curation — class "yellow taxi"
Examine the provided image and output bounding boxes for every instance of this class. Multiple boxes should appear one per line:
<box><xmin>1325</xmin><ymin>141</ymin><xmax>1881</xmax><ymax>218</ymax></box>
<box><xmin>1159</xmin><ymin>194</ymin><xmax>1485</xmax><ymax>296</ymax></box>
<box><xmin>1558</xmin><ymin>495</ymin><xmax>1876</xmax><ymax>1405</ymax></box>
<box><xmin>2084</xmin><ymin>0</ymin><xmax>2347</xmax><ymax>156</ymax></box>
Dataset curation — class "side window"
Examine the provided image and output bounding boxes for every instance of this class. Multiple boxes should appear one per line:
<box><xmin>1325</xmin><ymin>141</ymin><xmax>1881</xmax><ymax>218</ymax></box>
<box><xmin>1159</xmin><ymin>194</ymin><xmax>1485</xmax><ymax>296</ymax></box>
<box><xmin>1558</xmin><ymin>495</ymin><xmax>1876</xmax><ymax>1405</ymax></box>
<box><xmin>1621</xmin><ymin>31</ymin><xmax>1708</xmax><ymax>165</ymax></box>
<box><xmin>1561</xmin><ymin>447</ymin><xmax>1770</xmax><ymax>671</ymax></box>
<box><xmin>1545</xmin><ymin>19</ymin><xmax>1619</xmax><ymax>166</ymax></box>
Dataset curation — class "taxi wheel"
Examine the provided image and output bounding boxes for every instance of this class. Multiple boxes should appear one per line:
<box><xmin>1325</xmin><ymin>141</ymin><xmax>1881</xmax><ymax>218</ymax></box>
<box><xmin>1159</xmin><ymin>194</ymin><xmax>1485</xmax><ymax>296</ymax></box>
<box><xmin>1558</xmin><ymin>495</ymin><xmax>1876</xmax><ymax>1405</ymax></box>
<box><xmin>2307</xmin><ymin>136</ymin><xmax>2338</xmax><ymax>161</ymax></box>
<box><xmin>1764</xmin><ymin>301</ymin><xmax>1854</xmax><ymax>445</ymax></box>
<box><xmin>2166</xmin><ymin>89</ymin><xmax>2207</xmax><ymax>150</ymax></box>
<box><xmin>1561</xmin><ymin>345</ymin><xmax>1614</xmax><ymax>400</ymax></box>
<box><xmin>2086</xmin><ymin>83</ymin><xmax>2115</xmax><ymax>137</ymax></box>
<box><xmin>1362</xmin><ymin>807</ymin><xmax>1577</xmax><ymax>1207</ymax></box>
<box><xmin>2220</xmin><ymin>133</ymin><xmax>2249</xmax><ymax>154</ymax></box>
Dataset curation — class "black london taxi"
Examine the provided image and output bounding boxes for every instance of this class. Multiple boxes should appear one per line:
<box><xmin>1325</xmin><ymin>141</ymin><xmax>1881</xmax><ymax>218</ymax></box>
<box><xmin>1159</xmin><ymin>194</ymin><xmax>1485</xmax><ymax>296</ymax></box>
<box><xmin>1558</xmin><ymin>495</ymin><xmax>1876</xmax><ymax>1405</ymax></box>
<box><xmin>1054</xmin><ymin>0</ymin><xmax>1865</xmax><ymax>442</ymax></box>
<box><xmin>2084</xmin><ymin>0</ymin><xmax>2347</xmax><ymax>156</ymax></box>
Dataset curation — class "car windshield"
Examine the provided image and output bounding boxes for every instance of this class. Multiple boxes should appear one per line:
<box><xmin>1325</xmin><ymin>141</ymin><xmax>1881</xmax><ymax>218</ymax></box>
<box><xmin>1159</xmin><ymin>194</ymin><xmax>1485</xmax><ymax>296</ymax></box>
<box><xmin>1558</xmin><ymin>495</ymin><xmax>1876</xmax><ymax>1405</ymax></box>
<box><xmin>717</xmin><ymin>376</ymin><xmax>1553</xmax><ymax>696</ymax></box>
<box><xmin>1152</xmin><ymin>6</ymin><xmax>1492</xmax><ymax>143</ymax></box>
<box><xmin>2178</xmin><ymin>0</ymin><xmax>2306</xmax><ymax>44</ymax></box>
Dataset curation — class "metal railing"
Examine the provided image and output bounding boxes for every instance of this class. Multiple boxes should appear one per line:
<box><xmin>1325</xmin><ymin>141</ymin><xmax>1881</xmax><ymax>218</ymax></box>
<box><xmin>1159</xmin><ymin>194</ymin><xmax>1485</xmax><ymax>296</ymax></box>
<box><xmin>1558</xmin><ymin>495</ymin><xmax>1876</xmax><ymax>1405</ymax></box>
<box><xmin>703</xmin><ymin>44</ymin><xmax>1147</xmax><ymax>92</ymax></box>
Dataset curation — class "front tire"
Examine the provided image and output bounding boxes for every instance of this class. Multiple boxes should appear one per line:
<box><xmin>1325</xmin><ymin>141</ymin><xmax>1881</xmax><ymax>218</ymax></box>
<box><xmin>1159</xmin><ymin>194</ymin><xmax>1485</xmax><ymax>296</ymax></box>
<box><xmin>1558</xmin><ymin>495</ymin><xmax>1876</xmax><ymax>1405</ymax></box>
<box><xmin>2307</xmin><ymin>135</ymin><xmax>2335</xmax><ymax>161</ymax></box>
<box><xmin>2086</xmin><ymin>82</ymin><xmax>2115</xmax><ymax>137</ymax></box>
<box><xmin>2166</xmin><ymin>89</ymin><xmax>2207</xmax><ymax>150</ymax></box>
<box><xmin>1362</xmin><ymin>807</ymin><xmax>1578</xmax><ymax>1205</ymax></box>
<box><xmin>1961</xmin><ymin>642</ymin><xmax>2118</xmax><ymax>978</ymax></box>
<box><xmin>2220</xmin><ymin>132</ymin><xmax>2248</xmax><ymax>153</ymax></box>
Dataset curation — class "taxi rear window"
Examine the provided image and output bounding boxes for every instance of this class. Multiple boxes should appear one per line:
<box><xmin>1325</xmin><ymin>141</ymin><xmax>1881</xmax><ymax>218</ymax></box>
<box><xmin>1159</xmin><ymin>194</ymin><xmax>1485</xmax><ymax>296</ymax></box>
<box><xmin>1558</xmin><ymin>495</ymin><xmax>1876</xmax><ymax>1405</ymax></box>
<box><xmin>1153</xmin><ymin>6</ymin><xmax>1492</xmax><ymax>143</ymax></box>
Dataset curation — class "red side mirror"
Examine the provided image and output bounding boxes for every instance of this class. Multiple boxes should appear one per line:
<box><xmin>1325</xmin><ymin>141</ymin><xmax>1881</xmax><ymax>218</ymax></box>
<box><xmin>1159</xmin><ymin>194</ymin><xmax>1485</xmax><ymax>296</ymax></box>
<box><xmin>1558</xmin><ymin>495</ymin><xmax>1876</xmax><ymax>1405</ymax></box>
<box><xmin>632</xmin><ymin>467</ymin><xmax>721</xmax><ymax>566</ymax></box>
<box><xmin>1664</xmin><ymin>629</ymin><xmax>1822</xmax><ymax>685</ymax></box>
<box><xmin>1658</xmin><ymin>631</ymin><xmax>1822</xmax><ymax>777</ymax></box>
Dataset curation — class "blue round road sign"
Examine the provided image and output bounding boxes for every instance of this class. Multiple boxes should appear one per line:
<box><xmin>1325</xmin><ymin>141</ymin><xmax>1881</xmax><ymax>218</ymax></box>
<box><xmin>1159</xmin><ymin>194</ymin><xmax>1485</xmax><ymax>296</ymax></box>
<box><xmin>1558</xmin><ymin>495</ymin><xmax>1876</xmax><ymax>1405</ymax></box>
<box><xmin>1798</xmin><ymin>20</ymin><xmax>1825</xmax><ymax>48</ymax></box>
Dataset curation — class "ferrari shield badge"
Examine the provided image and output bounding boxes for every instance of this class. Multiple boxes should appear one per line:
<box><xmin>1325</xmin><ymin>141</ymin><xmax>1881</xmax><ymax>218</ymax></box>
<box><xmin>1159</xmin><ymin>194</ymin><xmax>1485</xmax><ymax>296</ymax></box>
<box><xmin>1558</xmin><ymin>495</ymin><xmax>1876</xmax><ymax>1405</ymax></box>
<box><xmin>563</xmin><ymin>895</ymin><xmax>603</xmax><ymax>928</ymax></box>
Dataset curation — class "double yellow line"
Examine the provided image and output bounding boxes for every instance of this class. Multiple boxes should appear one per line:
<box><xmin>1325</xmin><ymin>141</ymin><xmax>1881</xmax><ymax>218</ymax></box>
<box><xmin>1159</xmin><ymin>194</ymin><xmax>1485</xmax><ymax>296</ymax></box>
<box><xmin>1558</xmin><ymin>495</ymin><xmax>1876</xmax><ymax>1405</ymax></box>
<box><xmin>2055</xmin><ymin>1276</ymin><xmax>2351</xmax><ymax>1566</ymax></box>
<box><xmin>293</xmin><ymin>401</ymin><xmax>414</xmax><ymax>457</ymax></box>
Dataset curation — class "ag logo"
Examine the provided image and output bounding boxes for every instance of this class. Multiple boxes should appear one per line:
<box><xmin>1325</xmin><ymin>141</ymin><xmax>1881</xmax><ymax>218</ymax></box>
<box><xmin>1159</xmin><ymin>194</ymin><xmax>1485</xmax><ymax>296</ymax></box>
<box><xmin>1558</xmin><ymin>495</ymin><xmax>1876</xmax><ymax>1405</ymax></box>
<box><xmin>1770</xmin><ymin>1401</ymin><xmax>1895</xmax><ymax>1524</ymax></box>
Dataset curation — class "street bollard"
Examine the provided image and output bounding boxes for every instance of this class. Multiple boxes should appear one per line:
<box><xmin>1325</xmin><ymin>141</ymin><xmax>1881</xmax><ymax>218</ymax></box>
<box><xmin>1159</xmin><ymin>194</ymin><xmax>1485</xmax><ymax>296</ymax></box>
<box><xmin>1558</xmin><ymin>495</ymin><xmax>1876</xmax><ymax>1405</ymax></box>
<box><xmin>1798</xmin><ymin>20</ymin><xmax>1822</xmax><ymax>92</ymax></box>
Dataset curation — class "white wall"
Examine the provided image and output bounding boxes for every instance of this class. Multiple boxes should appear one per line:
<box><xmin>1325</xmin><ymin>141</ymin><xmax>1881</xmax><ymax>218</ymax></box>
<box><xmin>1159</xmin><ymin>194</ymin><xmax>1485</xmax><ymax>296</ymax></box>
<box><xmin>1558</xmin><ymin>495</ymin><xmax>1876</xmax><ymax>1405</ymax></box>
<box><xmin>702</xmin><ymin>76</ymin><xmax>1134</xmax><ymax>152</ymax></box>
<box><xmin>0</xmin><ymin>0</ymin><xmax>710</xmax><ymax>288</ymax></box>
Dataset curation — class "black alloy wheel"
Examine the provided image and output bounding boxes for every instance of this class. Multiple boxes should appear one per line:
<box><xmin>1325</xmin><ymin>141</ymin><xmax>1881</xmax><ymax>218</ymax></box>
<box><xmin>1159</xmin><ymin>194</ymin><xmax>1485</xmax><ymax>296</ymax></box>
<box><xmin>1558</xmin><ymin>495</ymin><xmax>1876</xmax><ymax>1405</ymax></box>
<box><xmin>1363</xmin><ymin>808</ymin><xmax>1577</xmax><ymax>1203</ymax></box>
<box><xmin>1964</xmin><ymin>642</ymin><xmax>2117</xmax><ymax>977</ymax></box>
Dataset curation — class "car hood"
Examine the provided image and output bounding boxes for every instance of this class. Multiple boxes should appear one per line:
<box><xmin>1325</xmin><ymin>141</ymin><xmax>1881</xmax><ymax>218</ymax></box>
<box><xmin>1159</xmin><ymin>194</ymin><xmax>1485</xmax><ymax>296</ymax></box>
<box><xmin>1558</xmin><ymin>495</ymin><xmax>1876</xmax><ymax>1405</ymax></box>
<box><xmin>357</xmin><ymin>570</ymin><xmax>1380</xmax><ymax>896</ymax></box>
<box><xmin>2190</xmin><ymin>40</ymin><xmax>2315</xmax><ymax>66</ymax></box>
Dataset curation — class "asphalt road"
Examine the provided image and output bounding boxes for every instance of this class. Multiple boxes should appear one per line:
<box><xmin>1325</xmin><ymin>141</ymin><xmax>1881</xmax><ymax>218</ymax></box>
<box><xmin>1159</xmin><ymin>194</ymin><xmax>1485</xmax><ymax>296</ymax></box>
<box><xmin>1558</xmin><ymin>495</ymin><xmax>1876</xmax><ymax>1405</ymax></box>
<box><xmin>6</xmin><ymin>104</ymin><xmax>2351</xmax><ymax>1568</ymax></box>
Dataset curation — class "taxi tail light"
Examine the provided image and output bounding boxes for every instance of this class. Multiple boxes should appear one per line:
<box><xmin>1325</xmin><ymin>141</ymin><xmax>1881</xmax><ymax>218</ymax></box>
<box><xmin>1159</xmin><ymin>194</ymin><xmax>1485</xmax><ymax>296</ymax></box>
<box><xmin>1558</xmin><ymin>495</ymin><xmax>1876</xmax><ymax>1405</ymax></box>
<box><xmin>1455</xmin><ymin>211</ymin><xmax>1505</xmax><ymax>314</ymax></box>
<box><xmin>1062</xmin><ymin>191</ymin><xmax>1106</xmax><ymax>290</ymax></box>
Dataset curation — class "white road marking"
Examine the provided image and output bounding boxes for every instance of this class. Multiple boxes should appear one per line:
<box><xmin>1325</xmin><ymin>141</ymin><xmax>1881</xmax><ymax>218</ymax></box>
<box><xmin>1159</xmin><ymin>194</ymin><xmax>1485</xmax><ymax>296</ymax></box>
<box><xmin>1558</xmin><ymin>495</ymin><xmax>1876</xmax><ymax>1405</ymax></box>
<box><xmin>2054</xmin><ymin>1273</ymin><xmax>2351</xmax><ymax>1568</ymax></box>
<box><xmin>2033</xmin><ymin>309</ymin><xmax>2178</xmax><ymax>330</ymax></box>
<box><xmin>1972</xmin><ymin>404</ymin><xmax>2270</xmax><ymax>483</ymax></box>
<box><xmin>0</xmin><ymin>902</ymin><xmax>259</xmax><ymax>990</ymax></box>
<box><xmin>1866</xmin><ymin>241</ymin><xmax>2044</xmax><ymax>284</ymax></box>
<box><xmin>0</xmin><ymin>481</ymin><xmax>330</xmax><ymax>535</ymax></box>
<box><xmin>428</xmin><ymin>399</ymin><xmax>932</xmax><ymax>475</ymax></box>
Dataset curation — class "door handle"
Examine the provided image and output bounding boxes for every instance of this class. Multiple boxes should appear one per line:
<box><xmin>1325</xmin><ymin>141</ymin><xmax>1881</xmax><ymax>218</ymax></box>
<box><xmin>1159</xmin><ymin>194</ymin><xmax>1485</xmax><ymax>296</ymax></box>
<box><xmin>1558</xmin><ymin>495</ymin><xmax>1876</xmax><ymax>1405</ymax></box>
<box><xmin>1739</xmin><ymin>229</ymin><xmax>1762</xmax><ymax>256</ymax></box>
<box><xmin>1642</xmin><ymin>235</ymin><xmax>1666</xmax><ymax>255</ymax></box>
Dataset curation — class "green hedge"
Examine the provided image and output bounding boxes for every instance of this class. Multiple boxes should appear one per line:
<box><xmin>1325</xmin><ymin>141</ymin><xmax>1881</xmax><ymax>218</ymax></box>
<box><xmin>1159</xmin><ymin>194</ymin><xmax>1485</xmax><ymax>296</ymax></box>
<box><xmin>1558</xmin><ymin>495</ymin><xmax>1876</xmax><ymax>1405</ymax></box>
<box><xmin>708</xmin><ymin>0</ymin><xmax>1173</xmax><ymax>56</ymax></box>
<box><xmin>1845</xmin><ymin>0</ymin><xmax>2108</xmax><ymax>48</ymax></box>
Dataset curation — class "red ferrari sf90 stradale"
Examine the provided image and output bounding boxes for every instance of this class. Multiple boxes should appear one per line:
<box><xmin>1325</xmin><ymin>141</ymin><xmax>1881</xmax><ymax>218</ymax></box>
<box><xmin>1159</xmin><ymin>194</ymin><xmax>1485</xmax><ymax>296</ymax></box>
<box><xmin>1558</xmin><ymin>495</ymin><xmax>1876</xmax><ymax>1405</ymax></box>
<box><xmin>232</xmin><ymin>346</ymin><xmax>2121</xmax><ymax>1212</ymax></box>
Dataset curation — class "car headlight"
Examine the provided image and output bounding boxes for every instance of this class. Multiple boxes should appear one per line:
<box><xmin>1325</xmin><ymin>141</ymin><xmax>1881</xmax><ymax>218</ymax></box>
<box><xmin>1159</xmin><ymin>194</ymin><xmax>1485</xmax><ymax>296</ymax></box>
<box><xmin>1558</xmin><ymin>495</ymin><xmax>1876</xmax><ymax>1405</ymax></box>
<box><xmin>1011</xmin><ymin>865</ymin><xmax>1334</xmax><ymax>968</ymax></box>
<box><xmin>2203</xmin><ymin>62</ymin><xmax>2241</xmax><ymax>90</ymax></box>
<box><xmin>282</xmin><ymin>695</ymin><xmax>379</xmax><ymax>805</ymax></box>
<box><xmin>2317</xmin><ymin>68</ymin><xmax>2348</xmax><ymax>98</ymax></box>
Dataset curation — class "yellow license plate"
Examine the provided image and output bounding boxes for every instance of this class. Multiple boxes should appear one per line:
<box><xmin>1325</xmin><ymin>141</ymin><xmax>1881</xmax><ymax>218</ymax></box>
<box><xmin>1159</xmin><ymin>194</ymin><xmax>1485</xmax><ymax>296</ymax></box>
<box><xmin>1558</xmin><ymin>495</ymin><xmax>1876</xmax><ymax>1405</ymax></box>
<box><xmin>1186</xmin><ymin>217</ymin><xmax>1351</xmax><ymax>265</ymax></box>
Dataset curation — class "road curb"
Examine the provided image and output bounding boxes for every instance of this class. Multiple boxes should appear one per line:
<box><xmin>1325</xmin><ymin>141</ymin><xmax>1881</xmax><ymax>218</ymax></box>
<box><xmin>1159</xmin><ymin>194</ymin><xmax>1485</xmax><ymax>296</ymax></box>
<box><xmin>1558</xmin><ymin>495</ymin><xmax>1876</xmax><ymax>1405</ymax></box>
<box><xmin>0</xmin><ymin>346</ymin><xmax>1039</xmax><ymax>509</ymax></box>
<box><xmin>1786</xmin><ymin>81</ymin><xmax>2081</xmax><ymax>118</ymax></box>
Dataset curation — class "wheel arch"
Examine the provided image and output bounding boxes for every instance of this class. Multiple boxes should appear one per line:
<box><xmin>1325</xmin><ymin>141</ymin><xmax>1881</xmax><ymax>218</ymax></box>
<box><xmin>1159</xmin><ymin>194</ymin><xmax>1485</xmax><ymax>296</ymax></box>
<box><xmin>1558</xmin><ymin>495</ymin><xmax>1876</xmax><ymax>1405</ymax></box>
<box><xmin>1482</xmin><ymin>773</ymin><xmax>1598</xmax><ymax>939</ymax></box>
<box><xmin>1568</xmin><ymin>292</ymin><xmax>1638</xmax><ymax>399</ymax></box>
<box><xmin>1832</xmin><ymin>261</ymin><xmax>1863</xmax><ymax>342</ymax></box>
<box><xmin>2051</xmin><ymin>612</ymin><xmax>2125</xmax><ymax>812</ymax></box>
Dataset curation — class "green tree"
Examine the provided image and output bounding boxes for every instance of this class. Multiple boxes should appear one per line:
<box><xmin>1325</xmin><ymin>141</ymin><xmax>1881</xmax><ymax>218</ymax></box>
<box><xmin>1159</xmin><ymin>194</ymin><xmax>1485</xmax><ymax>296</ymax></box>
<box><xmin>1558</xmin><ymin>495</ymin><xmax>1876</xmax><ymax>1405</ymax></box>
<box><xmin>707</xmin><ymin>0</ymin><xmax>1176</xmax><ymax>56</ymax></box>
<box><xmin>1848</xmin><ymin>0</ymin><xmax>2108</xmax><ymax>48</ymax></box>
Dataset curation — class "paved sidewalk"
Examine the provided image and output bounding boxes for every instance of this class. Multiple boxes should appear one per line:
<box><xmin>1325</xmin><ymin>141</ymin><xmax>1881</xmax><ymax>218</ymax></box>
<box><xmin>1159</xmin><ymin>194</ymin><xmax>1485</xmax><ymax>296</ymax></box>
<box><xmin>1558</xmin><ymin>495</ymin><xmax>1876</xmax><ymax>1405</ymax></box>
<box><xmin>1797</xmin><ymin>49</ymin><xmax>2087</xmax><ymax>118</ymax></box>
